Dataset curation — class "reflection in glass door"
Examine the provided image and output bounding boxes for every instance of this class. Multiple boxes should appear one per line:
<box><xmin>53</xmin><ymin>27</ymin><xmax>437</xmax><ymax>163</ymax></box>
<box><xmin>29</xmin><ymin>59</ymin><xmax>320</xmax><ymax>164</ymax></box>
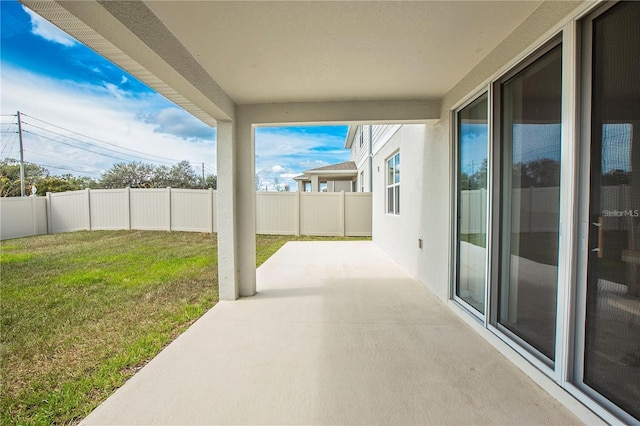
<box><xmin>456</xmin><ymin>94</ymin><xmax>488</xmax><ymax>314</ymax></box>
<box><xmin>582</xmin><ymin>2</ymin><xmax>640</xmax><ymax>421</ymax></box>
<box><xmin>497</xmin><ymin>42</ymin><xmax>562</xmax><ymax>362</ymax></box>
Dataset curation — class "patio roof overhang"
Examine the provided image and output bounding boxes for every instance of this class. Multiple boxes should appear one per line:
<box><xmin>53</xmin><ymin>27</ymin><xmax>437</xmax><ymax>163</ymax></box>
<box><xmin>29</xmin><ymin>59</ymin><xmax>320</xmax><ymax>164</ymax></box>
<box><xmin>20</xmin><ymin>0</ymin><xmax>552</xmax><ymax>300</ymax></box>
<box><xmin>21</xmin><ymin>0</ymin><xmax>545</xmax><ymax>124</ymax></box>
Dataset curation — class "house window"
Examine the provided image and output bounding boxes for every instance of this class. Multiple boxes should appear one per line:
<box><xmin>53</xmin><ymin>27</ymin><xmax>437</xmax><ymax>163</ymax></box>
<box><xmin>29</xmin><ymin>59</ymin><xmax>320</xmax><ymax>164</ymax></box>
<box><xmin>386</xmin><ymin>152</ymin><xmax>400</xmax><ymax>214</ymax></box>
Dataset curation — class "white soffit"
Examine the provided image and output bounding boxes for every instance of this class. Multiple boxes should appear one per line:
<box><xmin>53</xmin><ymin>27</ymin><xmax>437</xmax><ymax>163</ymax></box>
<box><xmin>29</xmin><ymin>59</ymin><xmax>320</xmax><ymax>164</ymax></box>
<box><xmin>22</xmin><ymin>1</ymin><xmax>544</xmax><ymax>121</ymax></box>
<box><xmin>146</xmin><ymin>1</ymin><xmax>543</xmax><ymax>103</ymax></box>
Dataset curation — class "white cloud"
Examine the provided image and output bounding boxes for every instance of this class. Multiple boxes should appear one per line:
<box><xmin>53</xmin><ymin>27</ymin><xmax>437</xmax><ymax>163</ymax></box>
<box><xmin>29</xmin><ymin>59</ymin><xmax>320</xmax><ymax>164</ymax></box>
<box><xmin>1</xmin><ymin>65</ymin><xmax>216</xmax><ymax>178</ymax></box>
<box><xmin>280</xmin><ymin>173</ymin><xmax>300</xmax><ymax>179</ymax></box>
<box><xmin>142</xmin><ymin>108</ymin><xmax>214</xmax><ymax>140</ymax></box>
<box><xmin>120</xmin><ymin>75</ymin><xmax>129</xmax><ymax>85</ymax></box>
<box><xmin>103</xmin><ymin>82</ymin><xmax>125</xmax><ymax>101</ymax></box>
<box><xmin>22</xmin><ymin>6</ymin><xmax>77</xmax><ymax>47</ymax></box>
<box><xmin>254</xmin><ymin>127</ymin><xmax>349</xmax><ymax>192</ymax></box>
<box><xmin>1</xmin><ymin>64</ymin><xmax>347</xmax><ymax>190</ymax></box>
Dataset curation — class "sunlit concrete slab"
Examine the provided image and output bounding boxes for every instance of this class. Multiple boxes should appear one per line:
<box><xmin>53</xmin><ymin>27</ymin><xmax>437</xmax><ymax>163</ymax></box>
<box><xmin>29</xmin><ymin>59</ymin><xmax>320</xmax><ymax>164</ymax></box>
<box><xmin>82</xmin><ymin>241</ymin><xmax>587</xmax><ymax>425</ymax></box>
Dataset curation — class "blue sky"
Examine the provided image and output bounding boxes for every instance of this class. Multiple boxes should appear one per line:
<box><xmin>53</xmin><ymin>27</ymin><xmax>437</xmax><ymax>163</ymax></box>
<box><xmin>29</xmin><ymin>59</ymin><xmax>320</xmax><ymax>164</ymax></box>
<box><xmin>0</xmin><ymin>1</ymin><xmax>349</xmax><ymax>190</ymax></box>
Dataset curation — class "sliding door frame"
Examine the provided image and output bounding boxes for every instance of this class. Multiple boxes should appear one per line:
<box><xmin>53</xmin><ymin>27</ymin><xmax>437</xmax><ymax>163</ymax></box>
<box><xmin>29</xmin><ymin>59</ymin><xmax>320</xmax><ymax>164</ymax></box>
<box><xmin>452</xmin><ymin>91</ymin><xmax>491</xmax><ymax>323</ymax></box>
<box><xmin>570</xmin><ymin>2</ymin><xmax>639</xmax><ymax>424</ymax></box>
<box><xmin>489</xmin><ymin>34</ymin><xmax>564</xmax><ymax>378</ymax></box>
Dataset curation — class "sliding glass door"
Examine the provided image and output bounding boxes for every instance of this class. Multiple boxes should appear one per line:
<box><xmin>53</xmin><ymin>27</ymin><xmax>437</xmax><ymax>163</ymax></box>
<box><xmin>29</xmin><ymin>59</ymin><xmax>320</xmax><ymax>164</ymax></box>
<box><xmin>496</xmin><ymin>41</ymin><xmax>562</xmax><ymax>362</ymax></box>
<box><xmin>455</xmin><ymin>94</ymin><xmax>489</xmax><ymax>314</ymax></box>
<box><xmin>449</xmin><ymin>3</ymin><xmax>640</xmax><ymax>420</ymax></box>
<box><xmin>580</xmin><ymin>2</ymin><xmax>640</xmax><ymax>421</ymax></box>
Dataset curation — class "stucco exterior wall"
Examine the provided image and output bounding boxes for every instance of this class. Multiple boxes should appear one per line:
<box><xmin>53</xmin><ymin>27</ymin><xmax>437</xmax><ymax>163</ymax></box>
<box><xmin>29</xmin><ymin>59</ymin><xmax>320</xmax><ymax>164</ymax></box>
<box><xmin>373</xmin><ymin>1</ymin><xmax>585</xmax><ymax>302</ymax></box>
<box><xmin>372</xmin><ymin>124</ymin><xmax>429</xmax><ymax>284</ymax></box>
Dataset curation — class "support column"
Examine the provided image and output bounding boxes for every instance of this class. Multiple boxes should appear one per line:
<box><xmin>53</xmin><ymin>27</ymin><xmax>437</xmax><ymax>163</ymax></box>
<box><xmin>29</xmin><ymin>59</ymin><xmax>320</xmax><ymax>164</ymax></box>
<box><xmin>236</xmin><ymin>113</ymin><xmax>257</xmax><ymax>297</ymax></box>
<box><xmin>217</xmin><ymin>116</ymin><xmax>257</xmax><ymax>300</ymax></box>
<box><xmin>217</xmin><ymin>121</ymin><xmax>239</xmax><ymax>300</ymax></box>
<box><xmin>311</xmin><ymin>175</ymin><xmax>320</xmax><ymax>192</ymax></box>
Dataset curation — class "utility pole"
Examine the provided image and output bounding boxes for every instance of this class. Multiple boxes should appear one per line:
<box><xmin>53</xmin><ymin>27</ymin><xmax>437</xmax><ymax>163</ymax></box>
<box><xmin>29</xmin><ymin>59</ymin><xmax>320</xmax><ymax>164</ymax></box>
<box><xmin>201</xmin><ymin>162</ymin><xmax>205</xmax><ymax>188</ymax></box>
<box><xmin>17</xmin><ymin>111</ymin><xmax>25</xmax><ymax>197</ymax></box>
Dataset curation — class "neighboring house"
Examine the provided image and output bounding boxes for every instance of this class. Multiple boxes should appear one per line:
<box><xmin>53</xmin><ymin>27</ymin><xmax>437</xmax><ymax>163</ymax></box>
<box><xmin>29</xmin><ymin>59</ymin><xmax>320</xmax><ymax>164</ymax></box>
<box><xmin>293</xmin><ymin>161</ymin><xmax>357</xmax><ymax>192</ymax></box>
<box><xmin>344</xmin><ymin>125</ymin><xmax>402</xmax><ymax>193</ymax></box>
<box><xmin>296</xmin><ymin>125</ymin><xmax>403</xmax><ymax>194</ymax></box>
<box><xmin>26</xmin><ymin>1</ymin><xmax>639</xmax><ymax>423</ymax></box>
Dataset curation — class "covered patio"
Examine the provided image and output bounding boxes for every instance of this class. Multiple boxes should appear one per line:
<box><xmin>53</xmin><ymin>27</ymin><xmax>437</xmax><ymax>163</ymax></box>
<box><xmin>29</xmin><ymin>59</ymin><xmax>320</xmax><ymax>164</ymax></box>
<box><xmin>81</xmin><ymin>242</ymin><xmax>593</xmax><ymax>425</ymax></box>
<box><xmin>22</xmin><ymin>1</ymin><xmax>634</xmax><ymax>422</ymax></box>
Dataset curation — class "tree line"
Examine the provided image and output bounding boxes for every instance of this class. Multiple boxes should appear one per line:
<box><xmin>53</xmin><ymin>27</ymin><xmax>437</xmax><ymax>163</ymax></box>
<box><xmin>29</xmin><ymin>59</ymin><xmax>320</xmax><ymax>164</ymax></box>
<box><xmin>0</xmin><ymin>159</ymin><xmax>216</xmax><ymax>197</ymax></box>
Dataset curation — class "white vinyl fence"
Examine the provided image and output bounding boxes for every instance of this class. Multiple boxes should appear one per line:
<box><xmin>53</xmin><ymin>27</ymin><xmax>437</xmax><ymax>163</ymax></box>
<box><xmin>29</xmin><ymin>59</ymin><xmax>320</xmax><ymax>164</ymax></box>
<box><xmin>0</xmin><ymin>196</ymin><xmax>47</xmax><ymax>240</ymax></box>
<box><xmin>0</xmin><ymin>188</ymin><xmax>371</xmax><ymax>240</ymax></box>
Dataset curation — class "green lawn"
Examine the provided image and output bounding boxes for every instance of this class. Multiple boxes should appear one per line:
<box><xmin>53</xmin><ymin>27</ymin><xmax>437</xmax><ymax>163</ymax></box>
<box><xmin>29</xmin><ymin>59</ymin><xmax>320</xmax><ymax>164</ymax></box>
<box><xmin>0</xmin><ymin>230</ymin><xmax>368</xmax><ymax>425</ymax></box>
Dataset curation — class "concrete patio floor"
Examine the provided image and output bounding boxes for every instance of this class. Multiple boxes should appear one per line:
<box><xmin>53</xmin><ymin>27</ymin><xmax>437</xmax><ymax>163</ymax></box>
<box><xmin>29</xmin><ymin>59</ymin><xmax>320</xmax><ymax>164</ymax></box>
<box><xmin>82</xmin><ymin>241</ymin><xmax>595</xmax><ymax>425</ymax></box>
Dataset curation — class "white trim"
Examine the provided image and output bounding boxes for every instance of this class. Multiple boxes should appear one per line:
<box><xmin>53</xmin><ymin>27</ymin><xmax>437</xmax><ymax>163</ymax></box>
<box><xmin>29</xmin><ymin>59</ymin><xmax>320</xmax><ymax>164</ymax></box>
<box><xmin>385</xmin><ymin>151</ymin><xmax>400</xmax><ymax>215</ymax></box>
<box><xmin>449</xmin><ymin>105</ymin><xmax>458</xmax><ymax>303</ymax></box>
<box><xmin>555</xmin><ymin>18</ymin><xmax>579</xmax><ymax>387</ymax></box>
<box><xmin>564</xmin><ymin>383</ymin><xmax>628</xmax><ymax>426</ymax></box>
<box><xmin>484</xmin><ymin>84</ymin><xmax>494</xmax><ymax>329</ymax></box>
<box><xmin>451</xmin><ymin>91</ymin><xmax>490</xmax><ymax>319</ymax></box>
<box><xmin>303</xmin><ymin>170</ymin><xmax>357</xmax><ymax>176</ymax></box>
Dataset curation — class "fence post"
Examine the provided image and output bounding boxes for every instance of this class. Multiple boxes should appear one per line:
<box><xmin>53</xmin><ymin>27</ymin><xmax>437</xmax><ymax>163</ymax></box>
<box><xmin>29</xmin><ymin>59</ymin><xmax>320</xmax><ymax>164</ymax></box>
<box><xmin>46</xmin><ymin>192</ymin><xmax>52</xmax><ymax>234</ymax></box>
<box><xmin>167</xmin><ymin>187</ymin><xmax>172</xmax><ymax>231</ymax></box>
<box><xmin>125</xmin><ymin>187</ymin><xmax>132</xmax><ymax>230</ymax></box>
<box><xmin>209</xmin><ymin>188</ymin><xmax>214</xmax><ymax>234</ymax></box>
<box><xmin>31</xmin><ymin>196</ymin><xmax>38</xmax><ymax>236</ymax></box>
<box><xmin>86</xmin><ymin>188</ymin><xmax>92</xmax><ymax>231</ymax></box>
<box><xmin>340</xmin><ymin>190</ymin><xmax>345</xmax><ymax>237</ymax></box>
<box><xmin>295</xmin><ymin>190</ymin><xmax>301</xmax><ymax>236</ymax></box>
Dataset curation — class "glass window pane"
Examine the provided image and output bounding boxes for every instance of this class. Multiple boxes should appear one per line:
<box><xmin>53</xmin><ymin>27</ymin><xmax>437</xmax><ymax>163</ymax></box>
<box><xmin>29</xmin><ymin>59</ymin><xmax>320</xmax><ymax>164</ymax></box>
<box><xmin>584</xmin><ymin>2</ymin><xmax>640</xmax><ymax>420</ymax></box>
<box><xmin>388</xmin><ymin>159</ymin><xmax>394</xmax><ymax>184</ymax></box>
<box><xmin>456</xmin><ymin>93</ymin><xmax>488</xmax><ymax>313</ymax></box>
<box><xmin>395</xmin><ymin>154</ymin><xmax>400</xmax><ymax>183</ymax></box>
<box><xmin>498</xmin><ymin>43</ymin><xmax>562</xmax><ymax>361</ymax></box>
<box><xmin>388</xmin><ymin>187</ymin><xmax>394</xmax><ymax>214</ymax></box>
<box><xmin>395</xmin><ymin>186</ymin><xmax>400</xmax><ymax>214</ymax></box>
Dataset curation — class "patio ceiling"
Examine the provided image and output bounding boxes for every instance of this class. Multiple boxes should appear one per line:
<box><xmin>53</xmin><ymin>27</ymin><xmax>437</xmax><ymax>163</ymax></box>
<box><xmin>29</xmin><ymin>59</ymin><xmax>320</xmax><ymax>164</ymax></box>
<box><xmin>23</xmin><ymin>0</ymin><xmax>543</xmax><ymax>124</ymax></box>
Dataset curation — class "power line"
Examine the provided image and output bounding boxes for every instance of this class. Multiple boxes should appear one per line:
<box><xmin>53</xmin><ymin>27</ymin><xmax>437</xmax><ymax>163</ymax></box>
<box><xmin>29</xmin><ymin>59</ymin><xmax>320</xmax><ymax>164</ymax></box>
<box><xmin>36</xmin><ymin>163</ymin><xmax>100</xmax><ymax>176</ymax></box>
<box><xmin>21</xmin><ymin>121</ymin><xmax>176</xmax><ymax>165</ymax></box>
<box><xmin>1</xmin><ymin>120</ymin><xmax>17</xmax><ymax>135</ymax></box>
<box><xmin>23</xmin><ymin>130</ymin><xmax>137</xmax><ymax>163</ymax></box>
<box><xmin>1</xmin><ymin>134</ymin><xmax>18</xmax><ymax>157</ymax></box>
<box><xmin>1</xmin><ymin>130</ymin><xmax>17</xmax><ymax>147</ymax></box>
<box><xmin>21</xmin><ymin>113</ymin><xmax>181</xmax><ymax>164</ymax></box>
<box><xmin>190</xmin><ymin>161</ymin><xmax>216</xmax><ymax>173</ymax></box>
<box><xmin>7</xmin><ymin>113</ymin><xmax>216</xmax><ymax>178</ymax></box>
<box><xmin>23</xmin><ymin>150</ymin><xmax>103</xmax><ymax>174</ymax></box>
